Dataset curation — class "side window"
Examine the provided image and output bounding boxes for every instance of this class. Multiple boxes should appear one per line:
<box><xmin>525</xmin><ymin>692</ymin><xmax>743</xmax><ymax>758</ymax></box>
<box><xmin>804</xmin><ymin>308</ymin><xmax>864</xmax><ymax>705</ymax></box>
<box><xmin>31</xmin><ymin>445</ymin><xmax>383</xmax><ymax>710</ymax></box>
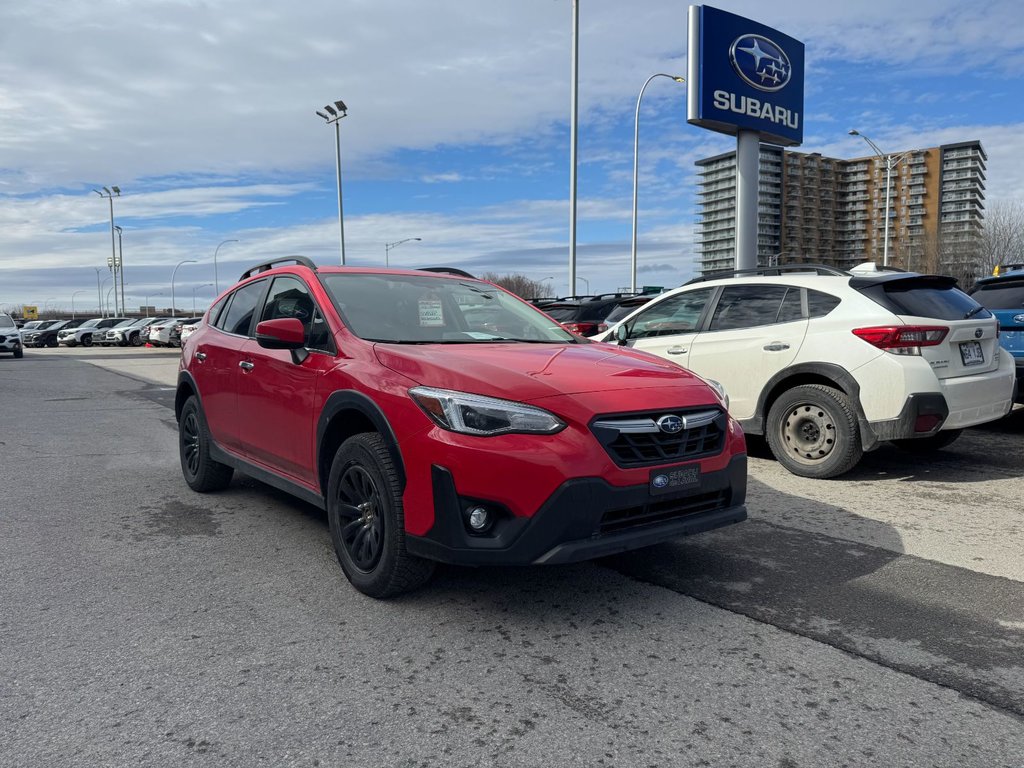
<box><xmin>260</xmin><ymin>276</ymin><xmax>333</xmax><ymax>353</ymax></box>
<box><xmin>629</xmin><ymin>288</ymin><xmax>713</xmax><ymax>339</ymax></box>
<box><xmin>777</xmin><ymin>287</ymin><xmax>804</xmax><ymax>323</ymax></box>
<box><xmin>806</xmin><ymin>289</ymin><xmax>841</xmax><ymax>318</ymax></box>
<box><xmin>215</xmin><ymin>280</ymin><xmax>265</xmax><ymax>337</ymax></box>
<box><xmin>208</xmin><ymin>294</ymin><xmax>231</xmax><ymax>327</ymax></box>
<box><xmin>708</xmin><ymin>285</ymin><xmax>790</xmax><ymax>331</ymax></box>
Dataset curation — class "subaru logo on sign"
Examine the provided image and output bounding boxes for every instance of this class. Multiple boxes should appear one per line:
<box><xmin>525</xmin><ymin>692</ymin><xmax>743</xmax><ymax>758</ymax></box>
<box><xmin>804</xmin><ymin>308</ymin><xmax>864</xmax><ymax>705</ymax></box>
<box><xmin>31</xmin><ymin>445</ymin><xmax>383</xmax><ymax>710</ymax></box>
<box><xmin>729</xmin><ymin>34</ymin><xmax>792</xmax><ymax>92</ymax></box>
<box><xmin>975</xmin><ymin>328</ymin><xmax>983</xmax><ymax>339</ymax></box>
<box><xmin>652</xmin><ymin>474</ymin><xmax>670</xmax><ymax>489</ymax></box>
<box><xmin>1014</xmin><ymin>314</ymin><xmax>1024</xmax><ymax>324</ymax></box>
<box><xmin>657</xmin><ymin>415</ymin><xmax>684</xmax><ymax>434</ymax></box>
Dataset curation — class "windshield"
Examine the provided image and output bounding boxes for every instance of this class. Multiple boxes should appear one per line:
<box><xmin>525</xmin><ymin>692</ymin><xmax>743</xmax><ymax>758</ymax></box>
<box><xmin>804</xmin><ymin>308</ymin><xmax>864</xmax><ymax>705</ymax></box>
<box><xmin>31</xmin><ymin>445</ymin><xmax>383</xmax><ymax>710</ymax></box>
<box><xmin>113</xmin><ymin>319</ymin><xmax>136</xmax><ymax>328</ymax></box>
<box><xmin>321</xmin><ymin>273</ymin><xmax>577</xmax><ymax>344</ymax></box>
<box><xmin>78</xmin><ymin>319</ymin><xmax>102</xmax><ymax>328</ymax></box>
<box><xmin>972</xmin><ymin>281</ymin><xmax>1024</xmax><ymax>310</ymax></box>
<box><xmin>0</xmin><ymin>315</ymin><xmax>15</xmax><ymax>329</ymax></box>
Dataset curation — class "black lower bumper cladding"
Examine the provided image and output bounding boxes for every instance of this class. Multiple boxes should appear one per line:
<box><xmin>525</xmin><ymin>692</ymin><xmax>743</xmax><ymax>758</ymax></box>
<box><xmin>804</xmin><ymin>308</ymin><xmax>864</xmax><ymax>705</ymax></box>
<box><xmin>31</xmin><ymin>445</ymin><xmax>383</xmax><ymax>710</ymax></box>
<box><xmin>407</xmin><ymin>455</ymin><xmax>747</xmax><ymax>566</ymax></box>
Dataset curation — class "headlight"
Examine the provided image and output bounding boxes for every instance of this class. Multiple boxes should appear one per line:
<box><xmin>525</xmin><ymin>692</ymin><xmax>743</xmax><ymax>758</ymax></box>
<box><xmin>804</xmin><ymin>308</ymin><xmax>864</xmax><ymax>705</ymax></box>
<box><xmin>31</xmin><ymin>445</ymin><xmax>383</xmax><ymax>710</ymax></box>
<box><xmin>705</xmin><ymin>378</ymin><xmax>730</xmax><ymax>410</ymax></box>
<box><xmin>409</xmin><ymin>386</ymin><xmax>566</xmax><ymax>436</ymax></box>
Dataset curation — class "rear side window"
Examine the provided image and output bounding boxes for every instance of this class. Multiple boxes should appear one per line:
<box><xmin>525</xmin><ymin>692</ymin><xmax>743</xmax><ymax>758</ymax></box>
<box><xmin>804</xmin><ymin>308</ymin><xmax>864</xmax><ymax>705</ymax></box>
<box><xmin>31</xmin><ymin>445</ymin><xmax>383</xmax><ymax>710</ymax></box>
<box><xmin>806</xmin><ymin>289</ymin><xmax>841</xmax><ymax>318</ymax></box>
<box><xmin>215</xmin><ymin>280</ymin><xmax>266</xmax><ymax>336</ymax></box>
<box><xmin>971</xmin><ymin>281</ymin><xmax>1024</xmax><ymax>310</ymax></box>
<box><xmin>858</xmin><ymin>277</ymin><xmax>991</xmax><ymax>321</ymax></box>
<box><xmin>628</xmin><ymin>287</ymin><xmax>714</xmax><ymax>339</ymax></box>
<box><xmin>543</xmin><ymin>305</ymin><xmax>581</xmax><ymax>322</ymax></box>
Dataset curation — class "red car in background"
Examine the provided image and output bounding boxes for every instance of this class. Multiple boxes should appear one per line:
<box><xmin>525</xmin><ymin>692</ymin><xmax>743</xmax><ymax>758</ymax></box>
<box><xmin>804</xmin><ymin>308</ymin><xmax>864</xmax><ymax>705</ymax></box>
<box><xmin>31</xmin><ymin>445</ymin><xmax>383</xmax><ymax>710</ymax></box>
<box><xmin>177</xmin><ymin>258</ymin><xmax>747</xmax><ymax>598</ymax></box>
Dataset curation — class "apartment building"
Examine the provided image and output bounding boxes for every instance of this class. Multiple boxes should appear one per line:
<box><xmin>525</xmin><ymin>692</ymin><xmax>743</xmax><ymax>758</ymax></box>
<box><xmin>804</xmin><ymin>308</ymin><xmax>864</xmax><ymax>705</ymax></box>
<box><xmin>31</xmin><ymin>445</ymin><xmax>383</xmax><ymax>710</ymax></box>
<box><xmin>695</xmin><ymin>141</ymin><xmax>987</xmax><ymax>277</ymax></box>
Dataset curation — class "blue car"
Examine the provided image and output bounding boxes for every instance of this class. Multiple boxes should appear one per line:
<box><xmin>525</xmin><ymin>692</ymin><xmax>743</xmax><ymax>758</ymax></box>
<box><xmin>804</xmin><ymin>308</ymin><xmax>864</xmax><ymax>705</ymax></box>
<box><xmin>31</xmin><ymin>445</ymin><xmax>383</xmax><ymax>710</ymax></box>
<box><xmin>970</xmin><ymin>264</ymin><xmax>1024</xmax><ymax>403</ymax></box>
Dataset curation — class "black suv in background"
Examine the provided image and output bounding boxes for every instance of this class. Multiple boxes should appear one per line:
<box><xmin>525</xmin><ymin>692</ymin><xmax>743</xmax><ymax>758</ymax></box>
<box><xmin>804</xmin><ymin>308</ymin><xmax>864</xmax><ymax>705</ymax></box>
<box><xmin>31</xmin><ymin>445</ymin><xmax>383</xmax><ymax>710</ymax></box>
<box><xmin>22</xmin><ymin>320</ymin><xmax>77</xmax><ymax>348</ymax></box>
<box><xmin>536</xmin><ymin>293</ymin><xmax>653</xmax><ymax>337</ymax></box>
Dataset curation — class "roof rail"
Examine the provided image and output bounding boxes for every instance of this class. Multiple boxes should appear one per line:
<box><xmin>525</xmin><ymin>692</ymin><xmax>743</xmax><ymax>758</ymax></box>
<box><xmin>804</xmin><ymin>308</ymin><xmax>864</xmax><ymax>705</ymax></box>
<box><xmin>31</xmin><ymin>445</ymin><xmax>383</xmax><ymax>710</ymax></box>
<box><xmin>239</xmin><ymin>255</ymin><xmax>317</xmax><ymax>281</ymax></box>
<box><xmin>418</xmin><ymin>266</ymin><xmax>476</xmax><ymax>278</ymax></box>
<box><xmin>683</xmin><ymin>263</ymin><xmax>849</xmax><ymax>285</ymax></box>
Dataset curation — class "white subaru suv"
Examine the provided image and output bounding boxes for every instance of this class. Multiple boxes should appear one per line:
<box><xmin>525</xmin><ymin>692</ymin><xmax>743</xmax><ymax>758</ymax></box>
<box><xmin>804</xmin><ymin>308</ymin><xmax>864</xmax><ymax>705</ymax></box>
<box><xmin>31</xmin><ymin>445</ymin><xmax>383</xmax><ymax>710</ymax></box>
<box><xmin>595</xmin><ymin>264</ymin><xmax>1015</xmax><ymax>478</ymax></box>
<box><xmin>0</xmin><ymin>312</ymin><xmax>24</xmax><ymax>358</ymax></box>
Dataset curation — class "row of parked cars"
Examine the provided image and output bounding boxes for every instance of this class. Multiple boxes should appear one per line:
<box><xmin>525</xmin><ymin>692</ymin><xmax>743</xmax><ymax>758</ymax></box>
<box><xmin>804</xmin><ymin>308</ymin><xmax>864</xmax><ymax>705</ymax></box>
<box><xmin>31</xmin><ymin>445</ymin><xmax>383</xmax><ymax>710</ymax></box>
<box><xmin>171</xmin><ymin>255</ymin><xmax>1021</xmax><ymax>599</ymax></box>
<box><xmin>15</xmin><ymin>316</ymin><xmax>202</xmax><ymax>349</ymax></box>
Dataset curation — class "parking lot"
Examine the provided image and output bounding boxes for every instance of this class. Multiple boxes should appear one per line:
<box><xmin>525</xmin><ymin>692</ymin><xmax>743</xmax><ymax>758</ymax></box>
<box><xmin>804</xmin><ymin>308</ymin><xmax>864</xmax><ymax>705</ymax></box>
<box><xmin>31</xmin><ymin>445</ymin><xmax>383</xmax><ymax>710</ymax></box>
<box><xmin>2</xmin><ymin>346</ymin><xmax>1023</xmax><ymax>767</ymax></box>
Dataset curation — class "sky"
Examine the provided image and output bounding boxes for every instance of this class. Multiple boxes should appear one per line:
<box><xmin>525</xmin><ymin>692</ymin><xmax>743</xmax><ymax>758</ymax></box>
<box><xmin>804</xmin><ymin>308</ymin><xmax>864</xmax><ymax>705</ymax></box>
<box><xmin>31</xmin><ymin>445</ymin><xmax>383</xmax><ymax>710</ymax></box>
<box><xmin>1</xmin><ymin>0</ymin><xmax>1023</xmax><ymax>313</ymax></box>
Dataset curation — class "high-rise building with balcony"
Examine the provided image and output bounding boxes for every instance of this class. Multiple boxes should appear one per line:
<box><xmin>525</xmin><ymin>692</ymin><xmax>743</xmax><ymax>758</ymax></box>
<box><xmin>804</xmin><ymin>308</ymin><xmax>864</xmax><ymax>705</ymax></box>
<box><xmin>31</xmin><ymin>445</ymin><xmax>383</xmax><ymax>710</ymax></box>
<box><xmin>695</xmin><ymin>141</ymin><xmax>987</xmax><ymax>278</ymax></box>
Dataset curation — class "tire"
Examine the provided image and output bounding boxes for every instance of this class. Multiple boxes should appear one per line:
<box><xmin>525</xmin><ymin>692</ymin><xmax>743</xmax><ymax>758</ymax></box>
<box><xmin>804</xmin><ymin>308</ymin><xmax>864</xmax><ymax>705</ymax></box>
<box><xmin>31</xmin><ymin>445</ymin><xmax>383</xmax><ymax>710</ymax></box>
<box><xmin>766</xmin><ymin>384</ymin><xmax>863</xmax><ymax>479</ymax></box>
<box><xmin>130</xmin><ymin>333</ymin><xmax>142</xmax><ymax>347</ymax></box>
<box><xmin>81</xmin><ymin>334</ymin><xmax>93</xmax><ymax>347</ymax></box>
<box><xmin>891</xmin><ymin>429</ymin><xmax>962</xmax><ymax>452</ymax></box>
<box><xmin>13</xmin><ymin>347</ymin><xmax>23</xmax><ymax>359</ymax></box>
<box><xmin>327</xmin><ymin>433</ymin><xmax>434</xmax><ymax>599</ymax></box>
<box><xmin>178</xmin><ymin>396</ymin><xmax>233</xmax><ymax>492</ymax></box>
<box><xmin>47</xmin><ymin>338</ymin><xmax>58</xmax><ymax>348</ymax></box>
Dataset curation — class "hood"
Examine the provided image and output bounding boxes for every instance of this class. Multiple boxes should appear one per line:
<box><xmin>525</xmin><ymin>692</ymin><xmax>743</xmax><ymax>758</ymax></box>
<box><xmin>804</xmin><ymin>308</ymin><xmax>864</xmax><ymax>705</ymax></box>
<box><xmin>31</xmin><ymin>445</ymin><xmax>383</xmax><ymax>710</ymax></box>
<box><xmin>373</xmin><ymin>341</ymin><xmax>713</xmax><ymax>402</ymax></box>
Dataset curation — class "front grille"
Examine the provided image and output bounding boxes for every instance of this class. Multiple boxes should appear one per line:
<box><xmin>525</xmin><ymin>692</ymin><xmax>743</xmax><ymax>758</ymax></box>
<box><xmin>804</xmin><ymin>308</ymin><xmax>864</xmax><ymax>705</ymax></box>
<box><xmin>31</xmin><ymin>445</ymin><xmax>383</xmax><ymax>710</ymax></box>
<box><xmin>591</xmin><ymin>408</ymin><xmax>726</xmax><ymax>467</ymax></box>
<box><xmin>600</xmin><ymin>490</ymin><xmax>729</xmax><ymax>534</ymax></box>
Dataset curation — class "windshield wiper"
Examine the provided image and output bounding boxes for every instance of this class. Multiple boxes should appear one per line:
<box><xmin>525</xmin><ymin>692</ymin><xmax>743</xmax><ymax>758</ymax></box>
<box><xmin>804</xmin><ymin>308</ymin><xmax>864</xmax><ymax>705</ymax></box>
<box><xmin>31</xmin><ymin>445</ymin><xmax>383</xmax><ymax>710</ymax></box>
<box><xmin>964</xmin><ymin>305</ymin><xmax>986</xmax><ymax>319</ymax></box>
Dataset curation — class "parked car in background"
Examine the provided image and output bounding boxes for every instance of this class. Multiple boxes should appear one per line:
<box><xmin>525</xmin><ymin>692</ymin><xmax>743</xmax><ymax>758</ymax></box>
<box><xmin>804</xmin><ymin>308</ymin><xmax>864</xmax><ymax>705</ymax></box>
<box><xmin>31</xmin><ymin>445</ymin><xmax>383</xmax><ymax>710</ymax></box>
<box><xmin>0</xmin><ymin>312</ymin><xmax>24</xmax><ymax>358</ymax></box>
<box><xmin>95</xmin><ymin>318</ymin><xmax>137</xmax><ymax>346</ymax></box>
<box><xmin>595</xmin><ymin>263</ymin><xmax>1015</xmax><ymax>478</ymax></box>
<box><xmin>150</xmin><ymin>318</ymin><xmax>196</xmax><ymax>347</ymax></box>
<box><xmin>176</xmin><ymin>257</ymin><xmax>747</xmax><ymax>598</ymax></box>
<box><xmin>968</xmin><ymin>264</ymin><xmax>1024</xmax><ymax>403</ymax></box>
<box><xmin>177</xmin><ymin>319</ymin><xmax>202</xmax><ymax>345</ymax></box>
<box><xmin>57</xmin><ymin>317</ymin><xmax>128</xmax><ymax>347</ymax></box>
<box><xmin>168</xmin><ymin>317</ymin><xmax>202</xmax><ymax>347</ymax></box>
<box><xmin>140</xmin><ymin>318</ymin><xmax>171</xmax><ymax>346</ymax></box>
<box><xmin>536</xmin><ymin>293</ymin><xmax>649</xmax><ymax>337</ymax></box>
<box><xmin>104</xmin><ymin>317</ymin><xmax>163</xmax><ymax>347</ymax></box>
<box><xmin>22</xmin><ymin>320</ymin><xmax>76</xmax><ymax>348</ymax></box>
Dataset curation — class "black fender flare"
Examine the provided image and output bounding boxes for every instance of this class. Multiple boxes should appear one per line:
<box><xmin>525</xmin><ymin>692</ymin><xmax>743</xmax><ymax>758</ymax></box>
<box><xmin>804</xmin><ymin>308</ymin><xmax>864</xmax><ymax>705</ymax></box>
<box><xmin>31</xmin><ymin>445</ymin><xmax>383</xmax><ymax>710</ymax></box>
<box><xmin>746</xmin><ymin>362</ymin><xmax>878</xmax><ymax>451</ymax></box>
<box><xmin>175</xmin><ymin>370</ymin><xmax>203</xmax><ymax>421</ymax></box>
<box><xmin>317</xmin><ymin>390</ymin><xmax>407</xmax><ymax>491</ymax></box>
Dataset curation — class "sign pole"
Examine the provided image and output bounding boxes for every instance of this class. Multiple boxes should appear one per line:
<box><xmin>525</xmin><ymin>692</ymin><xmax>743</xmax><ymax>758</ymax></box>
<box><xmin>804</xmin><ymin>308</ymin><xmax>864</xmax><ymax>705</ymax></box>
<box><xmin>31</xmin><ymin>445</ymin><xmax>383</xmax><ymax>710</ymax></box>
<box><xmin>735</xmin><ymin>129</ymin><xmax>759</xmax><ymax>271</ymax></box>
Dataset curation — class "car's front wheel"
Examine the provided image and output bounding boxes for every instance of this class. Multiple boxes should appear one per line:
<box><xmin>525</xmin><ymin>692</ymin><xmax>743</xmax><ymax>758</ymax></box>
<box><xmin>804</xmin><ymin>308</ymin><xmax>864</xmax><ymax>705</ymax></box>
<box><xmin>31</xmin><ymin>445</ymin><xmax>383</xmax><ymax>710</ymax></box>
<box><xmin>81</xmin><ymin>334</ymin><xmax>93</xmax><ymax>347</ymax></box>
<box><xmin>327</xmin><ymin>433</ymin><xmax>434</xmax><ymax>599</ymax></box>
<box><xmin>891</xmin><ymin>429</ymin><xmax>962</xmax><ymax>452</ymax></box>
<box><xmin>178</xmin><ymin>396</ymin><xmax>234</xmax><ymax>492</ymax></box>
<box><xmin>130</xmin><ymin>333</ymin><xmax>142</xmax><ymax>347</ymax></box>
<box><xmin>766</xmin><ymin>384</ymin><xmax>863</xmax><ymax>479</ymax></box>
<box><xmin>13</xmin><ymin>347</ymin><xmax>23</xmax><ymax>358</ymax></box>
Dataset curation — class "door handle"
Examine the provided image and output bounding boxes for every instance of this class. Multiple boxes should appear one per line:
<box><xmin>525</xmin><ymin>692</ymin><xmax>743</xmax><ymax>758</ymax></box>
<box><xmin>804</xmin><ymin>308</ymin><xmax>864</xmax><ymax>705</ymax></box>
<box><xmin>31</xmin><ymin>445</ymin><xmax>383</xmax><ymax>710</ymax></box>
<box><xmin>195</xmin><ymin>351</ymin><xmax>207</xmax><ymax>362</ymax></box>
<box><xmin>667</xmin><ymin>346</ymin><xmax>687</xmax><ymax>355</ymax></box>
<box><xmin>239</xmin><ymin>360</ymin><xmax>255</xmax><ymax>371</ymax></box>
<box><xmin>763</xmin><ymin>343</ymin><xmax>790</xmax><ymax>352</ymax></box>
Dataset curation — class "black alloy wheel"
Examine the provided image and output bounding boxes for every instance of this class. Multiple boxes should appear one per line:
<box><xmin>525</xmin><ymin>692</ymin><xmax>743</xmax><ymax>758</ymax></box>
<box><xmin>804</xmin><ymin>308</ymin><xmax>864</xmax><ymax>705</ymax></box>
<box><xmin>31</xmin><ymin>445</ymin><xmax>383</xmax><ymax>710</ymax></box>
<box><xmin>178</xmin><ymin>396</ymin><xmax>233</xmax><ymax>492</ymax></box>
<box><xmin>81</xmin><ymin>334</ymin><xmax>93</xmax><ymax>347</ymax></box>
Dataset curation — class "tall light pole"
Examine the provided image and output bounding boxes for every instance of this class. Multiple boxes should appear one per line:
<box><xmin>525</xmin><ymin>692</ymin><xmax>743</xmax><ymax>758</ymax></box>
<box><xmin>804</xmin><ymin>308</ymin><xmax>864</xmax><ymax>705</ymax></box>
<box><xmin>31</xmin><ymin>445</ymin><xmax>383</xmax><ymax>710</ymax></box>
<box><xmin>568</xmin><ymin>0</ymin><xmax>579</xmax><ymax>296</ymax></box>
<box><xmin>100</xmin><ymin>276</ymin><xmax>112</xmax><ymax>317</ymax></box>
<box><xmin>631</xmin><ymin>74</ymin><xmax>685</xmax><ymax>293</ymax></box>
<box><xmin>71</xmin><ymin>290</ymin><xmax>88</xmax><ymax>320</ymax></box>
<box><xmin>93</xmin><ymin>267</ymin><xmax>103</xmax><ymax>318</ymax></box>
<box><xmin>94</xmin><ymin>186</ymin><xmax>121</xmax><ymax>314</ymax></box>
<box><xmin>192</xmin><ymin>283</ymin><xmax>213</xmax><ymax>316</ymax></box>
<box><xmin>213</xmin><ymin>239</ymin><xmax>238</xmax><ymax>295</ymax></box>
<box><xmin>114</xmin><ymin>224</ymin><xmax>126</xmax><ymax>317</ymax></box>
<box><xmin>384</xmin><ymin>237</ymin><xmax>421</xmax><ymax>267</ymax></box>
<box><xmin>315</xmin><ymin>100</ymin><xmax>348</xmax><ymax>265</ymax></box>
<box><xmin>145</xmin><ymin>292</ymin><xmax>163</xmax><ymax>318</ymax></box>
<box><xmin>171</xmin><ymin>259</ymin><xmax>197</xmax><ymax>318</ymax></box>
<box><xmin>105</xmin><ymin>285</ymin><xmax>116</xmax><ymax>317</ymax></box>
<box><xmin>849</xmin><ymin>130</ymin><xmax>911</xmax><ymax>268</ymax></box>
<box><xmin>575</xmin><ymin>276</ymin><xmax>590</xmax><ymax>295</ymax></box>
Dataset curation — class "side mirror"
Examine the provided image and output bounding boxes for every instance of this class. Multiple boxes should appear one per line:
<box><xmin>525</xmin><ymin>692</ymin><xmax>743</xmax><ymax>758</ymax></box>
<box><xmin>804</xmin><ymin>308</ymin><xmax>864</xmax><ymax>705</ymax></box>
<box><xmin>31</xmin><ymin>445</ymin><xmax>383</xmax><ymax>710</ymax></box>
<box><xmin>614</xmin><ymin>323</ymin><xmax>629</xmax><ymax>345</ymax></box>
<box><xmin>256</xmin><ymin>318</ymin><xmax>305</xmax><ymax>350</ymax></box>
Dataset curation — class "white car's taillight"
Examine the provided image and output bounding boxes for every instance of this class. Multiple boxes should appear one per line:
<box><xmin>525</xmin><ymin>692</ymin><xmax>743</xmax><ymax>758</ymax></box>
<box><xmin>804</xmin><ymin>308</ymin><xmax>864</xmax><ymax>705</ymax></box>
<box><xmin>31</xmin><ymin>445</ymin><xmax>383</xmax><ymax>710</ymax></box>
<box><xmin>852</xmin><ymin>325</ymin><xmax>948</xmax><ymax>356</ymax></box>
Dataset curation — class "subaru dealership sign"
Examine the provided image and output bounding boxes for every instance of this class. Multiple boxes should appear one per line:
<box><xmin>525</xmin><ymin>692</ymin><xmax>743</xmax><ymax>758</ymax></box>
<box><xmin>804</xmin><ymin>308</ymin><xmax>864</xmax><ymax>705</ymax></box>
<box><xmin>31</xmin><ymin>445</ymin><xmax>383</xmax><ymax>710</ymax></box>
<box><xmin>687</xmin><ymin>5</ymin><xmax>804</xmax><ymax>146</ymax></box>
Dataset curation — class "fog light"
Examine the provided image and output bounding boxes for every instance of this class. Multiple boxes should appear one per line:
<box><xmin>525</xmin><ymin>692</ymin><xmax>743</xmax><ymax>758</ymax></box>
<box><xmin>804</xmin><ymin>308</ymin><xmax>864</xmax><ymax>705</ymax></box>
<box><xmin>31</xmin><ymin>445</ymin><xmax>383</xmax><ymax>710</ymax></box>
<box><xmin>467</xmin><ymin>506</ymin><xmax>491</xmax><ymax>532</ymax></box>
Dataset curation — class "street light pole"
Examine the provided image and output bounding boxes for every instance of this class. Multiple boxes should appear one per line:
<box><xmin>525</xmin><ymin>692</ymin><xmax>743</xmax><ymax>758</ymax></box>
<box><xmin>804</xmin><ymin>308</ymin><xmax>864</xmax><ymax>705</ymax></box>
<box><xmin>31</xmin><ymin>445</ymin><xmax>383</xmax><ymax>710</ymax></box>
<box><xmin>576</xmin><ymin>276</ymin><xmax>590</xmax><ymax>295</ymax></box>
<box><xmin>114</xmin><ymin>225</ymin><xmax>126</xmax><ymax>316</ymax></box>
<box><xmin>849</xmin><ymin>130</ymin><xmax>911</xmax><ymax>268</ymax></box>
<box><xmin>171</xmin><ymin>259</ymin><xmax>197</xmax><ymax>318</ymax></box>
<box><xmin>100</xmin><ymin>276</ymin><xmax>111</xmax><ymax>317</ymax></box>
<box><xmin>631</xmin><ymin>74</ymin><xmax>685</xmax><ymax>293</ymax></box>
<box><xmin>384</xmin><ymin>237</ymin><xmax>422</xmax><ymax>267</ymax></box>
<box><xmin>145</xmin><ymin>292</ymin><xmax>163</xmax><ymax>318</ymax></box>
<box><xmin>315</xmin><ymin>100</ymin><xmax>348</xmax><ymax>265</ymax></box>
<box><xmin>71</xmin><ymin>290</ymin><xmax>87</xmax><ymax>320</ymax></box>
<box><xmin>93</xmin><ymin>267</ymin><xmax>103</xmax><ymax>317</ymax></box>
<box><xmin>213</xmin><ymin>239</ymin><xmax>238</xmax><ymax>296</ymax></box>
<box><xmin>94</xmin><ymin>186</ymin><xmax>121</xmax><ymax>313</ymax></box>
<box><xmin>192</xmin><ymin>283</ymin><xmax>213</xmax><ymax>317</ymax></box>
<box><xmin>106</xmin><ymin>285</ymin><xmax>115</xmax><ymax>318</ymax></box>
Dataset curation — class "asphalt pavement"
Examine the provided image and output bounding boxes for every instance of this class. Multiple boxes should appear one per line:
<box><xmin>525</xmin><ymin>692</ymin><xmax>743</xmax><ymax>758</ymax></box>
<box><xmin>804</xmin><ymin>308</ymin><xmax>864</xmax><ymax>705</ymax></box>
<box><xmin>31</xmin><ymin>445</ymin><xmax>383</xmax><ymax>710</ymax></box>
<box><xmin>1</xmin><ymin>348</ymin><xmax>1022</xmax><ymax>767</ymax></box>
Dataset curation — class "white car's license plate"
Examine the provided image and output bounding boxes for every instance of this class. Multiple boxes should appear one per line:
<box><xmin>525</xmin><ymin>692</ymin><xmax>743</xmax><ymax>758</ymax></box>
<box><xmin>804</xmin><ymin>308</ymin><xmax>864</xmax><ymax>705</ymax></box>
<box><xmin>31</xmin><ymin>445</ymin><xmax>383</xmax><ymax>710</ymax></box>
<box><xmin>959</xmin><ymin>340</ymin><xmax>984</xmax><ymax>366</ymax></box>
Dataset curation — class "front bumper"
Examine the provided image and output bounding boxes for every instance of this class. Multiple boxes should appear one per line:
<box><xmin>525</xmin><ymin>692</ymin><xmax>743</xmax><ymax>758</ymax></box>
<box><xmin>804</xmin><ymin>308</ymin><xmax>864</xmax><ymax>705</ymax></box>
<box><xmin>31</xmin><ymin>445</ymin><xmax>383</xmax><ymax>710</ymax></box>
<box><xmin>0</xmin><ymin>336</ymin><xmax>21</xmax><ymax>351</ymax></box>
<box><xmin>406</xmin><ymin>453</ymin><xmax>747</xmax><ymax>566</ymax></box>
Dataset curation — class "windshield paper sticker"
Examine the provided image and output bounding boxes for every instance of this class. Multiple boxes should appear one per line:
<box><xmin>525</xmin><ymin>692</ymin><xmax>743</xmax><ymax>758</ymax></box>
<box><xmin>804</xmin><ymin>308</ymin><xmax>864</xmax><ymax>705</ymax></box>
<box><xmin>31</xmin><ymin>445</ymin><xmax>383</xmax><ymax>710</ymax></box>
<box><xmin>418</xmin><ymin>300</ymin><xmax>444</xmax><ymax>327</ymax></box>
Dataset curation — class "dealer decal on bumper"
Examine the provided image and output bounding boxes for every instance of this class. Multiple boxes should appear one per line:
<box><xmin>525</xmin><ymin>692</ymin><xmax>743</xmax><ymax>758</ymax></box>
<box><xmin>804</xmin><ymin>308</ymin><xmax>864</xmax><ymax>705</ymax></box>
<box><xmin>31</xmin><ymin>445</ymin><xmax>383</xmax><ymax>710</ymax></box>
<box><xmin>650</xmin><ymin>464</ymin><xmax>701</xmax><ymax>496</ymax></box>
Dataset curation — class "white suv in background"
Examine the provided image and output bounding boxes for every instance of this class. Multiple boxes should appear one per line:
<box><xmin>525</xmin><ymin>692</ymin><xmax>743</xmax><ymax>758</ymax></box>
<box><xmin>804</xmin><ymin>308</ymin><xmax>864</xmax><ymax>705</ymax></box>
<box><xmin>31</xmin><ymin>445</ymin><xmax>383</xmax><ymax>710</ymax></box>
<box><xmin>0</xmin><ymin>312</ymin><xmax>23</xmax><ymax>358</ymax></box>
<box><xmin>57</xmin><ymin>317</ymin><xmax>128</xmax><ymax>347</ymax></box>
<box><xmin>595</xmin><ymin>264</ymin><xmax>1015</xmax><ymax>478</ymax></box>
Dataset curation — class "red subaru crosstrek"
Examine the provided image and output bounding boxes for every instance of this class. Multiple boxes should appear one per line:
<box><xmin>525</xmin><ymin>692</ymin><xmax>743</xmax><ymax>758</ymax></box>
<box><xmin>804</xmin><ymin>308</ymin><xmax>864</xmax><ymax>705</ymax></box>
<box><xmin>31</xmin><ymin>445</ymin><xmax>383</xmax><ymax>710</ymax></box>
<box><xmin>176</xmin><ymin>257</ymin><xmax>748</xmax><ymax>598</ymax></box>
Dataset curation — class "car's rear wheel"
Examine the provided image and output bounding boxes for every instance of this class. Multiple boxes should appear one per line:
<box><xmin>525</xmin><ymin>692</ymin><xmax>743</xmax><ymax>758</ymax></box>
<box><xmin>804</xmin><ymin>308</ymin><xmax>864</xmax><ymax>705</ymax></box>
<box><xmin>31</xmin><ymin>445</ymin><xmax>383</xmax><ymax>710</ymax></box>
<box><xmin>47</xmin><ymin>338</ymin><xmax>58</xmax><ymax>347</ymax></box>
<box><xmin>891</xmin><ymin>429</ymin><xmax>962</xmax><ymax>452</ymax></box>
<box><xmin>766</xmin><ymin>384</ymin><xmax>862</xmax><ymax>479</ymax></box>
<box><xmin>327</xmin><ymin>433</ymin><xmax>434</xmax><ymax>599</ymax></box>
<box><xmin>81</xmin><ymin>334</ymin><xmax>93</xmax><ymax>347</ymax></box>
<box><xmin>178</xmin><ymin>396</ymin><xmax>233</xmax><ymax>492</ymax></box>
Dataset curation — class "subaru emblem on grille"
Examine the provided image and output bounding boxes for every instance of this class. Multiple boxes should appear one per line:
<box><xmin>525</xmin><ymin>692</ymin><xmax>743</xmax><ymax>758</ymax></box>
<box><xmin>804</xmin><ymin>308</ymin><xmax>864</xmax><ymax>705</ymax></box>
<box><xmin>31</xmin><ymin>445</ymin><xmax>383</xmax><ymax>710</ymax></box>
<box><xmin>652</xmin><ymin>474</ymin><xmax>670</xmax><ymax>488</ymax></box>
<box><xmin>657</xmin><ymin>415</ymin><xmax>684</xmax><ymax>434</ymax></box>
